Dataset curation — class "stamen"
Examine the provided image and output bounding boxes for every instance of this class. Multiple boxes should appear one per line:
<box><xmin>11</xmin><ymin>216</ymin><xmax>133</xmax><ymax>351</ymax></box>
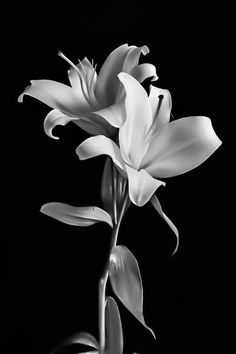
<box><xmin>58</xmin><ymin>52</ymin><xmax>90</xmax><ymax>103</ymax></box>
<box><xmin>146</xmin><ymin>94</ymin><xmax>164</xmax><ymax>140</ymax></box>
<box><xmin>58</xmin><ymin>51</ymin><xmax>81</xmax><ymax>75</ymax></box>
<box><xmin>78</xmin><ymin>59</ymin><xmax>86</xmax><ymax>75</ymax></box>
<box><xmin>89</xmin><ymin>63</ymin><xmax>97</xmax><ymax>91</ymax></box>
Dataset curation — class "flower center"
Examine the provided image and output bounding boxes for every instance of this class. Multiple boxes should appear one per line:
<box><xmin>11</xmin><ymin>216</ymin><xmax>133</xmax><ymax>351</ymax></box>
<box><xmin>58</xmin><ymin>51</ymin><xmax>97</xmax><ymax>104</ymax></box>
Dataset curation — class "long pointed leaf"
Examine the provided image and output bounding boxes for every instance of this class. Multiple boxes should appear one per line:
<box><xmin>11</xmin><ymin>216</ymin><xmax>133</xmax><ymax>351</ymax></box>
<box><xmin>109</xmin><ymin>246</ymin><xmax>155</xmax><ymax>338</ymax></box>
<box><xmin>40</xmin><ymin>203</ymin><xmax>113</xmax><ymax>227</ymax></box>
<box><xmin>105</xmin><ymin>296</ymin><xmax>123</xmax><ymax>354</ymax></box>
<box><xmin>150</xmin><ymin>194</ymin><xmax>179</xmax><ymax>255</ymax></box>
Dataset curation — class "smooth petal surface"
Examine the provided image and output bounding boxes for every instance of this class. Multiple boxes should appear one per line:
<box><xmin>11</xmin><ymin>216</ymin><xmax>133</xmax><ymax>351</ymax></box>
<box><xmin>126</xmin><ymin>165</ymin><xmax>165</xmax><ymax>207</ymax></box>
<box><xmin>142</xmin><ymin>116</ymin><xmax>222</xmax><ymax>178</ymax></box>
<box><xmin>105</xmin><ymin>296</ymin><xmax>123</xmax><ymax>354</ymax></box>
<box><xmin>93</xmin><ymin>98</ymin><xmax>126</xmax><ymax>128</ymax></box>
<box><xmin>95</xmin><ymin>44</ymin><xmax>151</xmax><ymax>104</ymax></box>
<box><xmin>109</xmin><ymin>246</ymin><xmax>155</xmax><ymax>338</ymax></box>
<box><xmin>118</xmin><ymin>73</ymin><xmax>152</xmax><ymax>168</ymax></box>
<box><xmin>40</xmin><ymin>203</ymin><xmax>113</xmax><ymax>227</ymax></box>
<box><xmin>150</xmin><ymin>194</ymin><xmax>179</xmax><ymax>255</ymax></box>
<box><xmin>130</xmin><ymin>63</ymin><xmax>158</xmax><ymax>83</ymax></box>
<box><xmin>76</xmin><ymin>135</ymin><xmax>126</xmax><ymax>171</ymax></box>
<box><xmin>18</xmin><ymin>80</ymin><xmax>87</xmax><ymax>116</ymax></box>
<box><xmin>95</xmin><ymin>44</ymin><xmax>130</xmax><ymax>104</ymax></box>
<box><xmin>44</xmin><ymin>109</ymin><xmax>78</xmax><ymax>139</ymax></box>
<box><xmin>148</xmin><ymin>86</ymin><xmax>172</xmax><ymax>131</ymax></box>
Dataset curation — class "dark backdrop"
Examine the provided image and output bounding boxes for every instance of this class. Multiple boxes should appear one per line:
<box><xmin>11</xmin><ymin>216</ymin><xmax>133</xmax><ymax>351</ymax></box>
<box><xmin>3</xmin><ymin>3</ymin><xmax>235</xmax><ymax>354</ymax></box>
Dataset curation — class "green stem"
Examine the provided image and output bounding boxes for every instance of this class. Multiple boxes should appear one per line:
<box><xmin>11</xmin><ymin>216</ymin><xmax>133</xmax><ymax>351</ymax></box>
<box><xmin>99</xmin><ymin>190</ymin><xmax>129</xmax><ymax>353</ymax></box>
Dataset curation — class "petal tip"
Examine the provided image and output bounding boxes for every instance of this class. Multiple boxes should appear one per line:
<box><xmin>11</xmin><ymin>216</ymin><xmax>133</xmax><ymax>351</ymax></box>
<box><xmin>141</xmin><ymin>45</ymin><xmax>150</xmax><ymax>55</ymax></box>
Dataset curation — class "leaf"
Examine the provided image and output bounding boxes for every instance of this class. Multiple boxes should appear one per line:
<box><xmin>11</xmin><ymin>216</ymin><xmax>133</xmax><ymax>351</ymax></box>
<box><xmin>105</xmin><ymin>296</ymin><xmax>123</xmax><ymax>354</ymax></box>
<box><xmin>40</xmin><ymin>203</ymin><xmax>113</xmax><ymax>227</ymax></box>
<box><xmin>150</xmin><ymin>194</ymin><xmax>179</xmax><ymax>255</ymax></box>
<box><xmin>109</xmin><ymin>245</ymin><xmax>155</xmax><ymax>338</ymax></box>
<box><xmin>51</xmin><ymin>331</ymin><xmax>99</xmax><ymax>354</ymax></box>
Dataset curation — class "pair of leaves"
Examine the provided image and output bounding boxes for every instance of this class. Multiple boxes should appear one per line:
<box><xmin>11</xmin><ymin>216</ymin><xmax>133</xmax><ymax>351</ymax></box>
<box><xmin>52</xmin><ymin>296</ymin><xmax>123</xmax><ymax>354</ymax></box>
<box><xmin>108</xmin><ymin>245</ymin><xmax>156</xmax><ymax>339</ymax></box>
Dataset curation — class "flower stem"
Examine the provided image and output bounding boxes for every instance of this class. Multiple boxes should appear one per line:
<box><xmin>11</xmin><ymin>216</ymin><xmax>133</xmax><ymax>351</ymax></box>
<box><xmin>99</xmin><ymin>189</ymin><xmax>129</xmax><ymax>353</ymax></box>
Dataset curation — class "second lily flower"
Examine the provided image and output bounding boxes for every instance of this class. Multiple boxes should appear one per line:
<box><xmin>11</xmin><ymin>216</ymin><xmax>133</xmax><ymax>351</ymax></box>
<box><xmin>77</xmin><ymin>73</ymin><xmax>222</xmax><ymax>207</ymax></box>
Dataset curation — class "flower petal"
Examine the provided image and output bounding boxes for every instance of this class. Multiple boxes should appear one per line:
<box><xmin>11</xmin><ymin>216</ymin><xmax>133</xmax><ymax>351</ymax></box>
<box><xmin>76</xmin><ymin>135</ymin><xmax>126</xmax><ymax>172</ymax></box>
<box><xmin>95</xmin><ymin>44</ymin><xmax>130</xmax><ymax>105</ymax></box>
<box><xmin>142</xmin><ymin>116</ymin><xmax>222</xmax><ymax>178</ymax></box>
<box><xmin>18</xmin><ymin>79</ymin><xmax>89</xmax><ymax>116</ymax></box>
<box><xmin>40</xmin><ymin>203</ymin><xmax>113</xmax><ymax>227</ymax></box>
<box><xmin>93</xmin><ymin>97</ymin><xmax>126</xmax><ymax>128</ymax></box>
<box><xmin>125</xmin><ymin>165</ymin><xmax>165</xmax><ymax>207</ymax></box>
<box><xmin>109</xmin><ymin>246</ymin><xmax>155</xmax><ymax>338</ymax></box>
<box><xmin>148</xmin><ymin>86</ymin><xmax>172</xmax><ymax>131</ymax></box>
<box><xmin>130</xmin><ymin>63</ymin><xmax>158</xmax><ymax>83</ymax></box>
<box><xmin>44</xmin><ymin>109</ymin><xmax>78</xmax><ymax>139</ymax></box>
<box><xmin>105</xmin><ymin>296</ymin><xmax>123</xmax><ymax>354</ymax></box>
<box><xmin>150</xmin><ymin>194</ymin><xmax>179</xmax><ymax>255</ymax></box>
<box><xmin>95</xmin><ymin>44</ymin><xmax>151</xmax><ymax>105</ymax></box>
<box><xmin>118</xmin><ymin>73</ymin><xmax>153</xmax><ymax>169</ymax></box>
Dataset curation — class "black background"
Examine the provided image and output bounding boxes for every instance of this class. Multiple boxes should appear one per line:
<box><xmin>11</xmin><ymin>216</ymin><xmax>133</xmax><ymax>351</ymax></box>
<box><xmin>3</xmin><ymin>3</ymin><xmax>236</xmax><ymax>354</ymax></box>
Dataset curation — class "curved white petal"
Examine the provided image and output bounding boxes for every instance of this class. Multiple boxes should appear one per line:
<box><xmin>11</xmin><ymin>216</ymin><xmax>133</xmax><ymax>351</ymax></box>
<box><xmin>93</xmin><ymin>97</ymin><xmax>126</xmax><ymax>128</ymax></box>
<box><xmin>150</xmin><ymin>194</ymin><xmax>179</xmax><ymax>255</ymax></box>
<box><xmin>118</xmin><ymin>73</ymin><xmax>152</xmax><ymax>169</ymax></box>
<box><xmin>40</xmin><ymin>203</ymin><xmax>113</xmax><ymax>227</ymax></box>
<box><xmin>148</xmin><ymin>86</ymin><xmax>172</xmax><ymax>131</ymax></box>
<box><xmin>95</xmin><ymin>44</ymin><xmax>130</xmax><ymax>105</ymax></box>
<box><xmin>18</xmin><ymin>79</ymin><xmax>89</xmax><ymax>116</ymax></box>
<box><xmin>44</xmin><ymin>109</ymin><xmax>78</xmax><ymax>139</ymax></box>
<box><xmin>126</xmin><ymin>165</ymin><xmax>165</xmax><ymax>207</ymax></box>
<box><xmin>95</xmin><ymin>44</ymin><xmax>151</xmax><ymax>105</ymax></box>
<box><xmin>76</xmin><ymin>135</ymin><xmax>126</xmax><ymax>171</ymax></box>
<box><xmin>142</xmin><ymin>116</ymin><xmax>222</xmax><ymax>178</ymax></box>
<box><xmin>130</xmin><ymin>63</ymin><xmax>158</xmax><ymax>83</ymax></box>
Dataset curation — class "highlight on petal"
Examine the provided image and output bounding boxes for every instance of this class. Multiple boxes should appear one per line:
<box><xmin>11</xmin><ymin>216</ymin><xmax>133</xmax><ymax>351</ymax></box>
<box><xmin>105</xmin><ymin>296</ymin><xmax>123</xmax><ymax>354</ymax></box>
<box><xmin>76</xmin><ymin>135</ymin><xmax>126</xmax><ymax>171</ymax></box>
<box><xmin>40</xmin><ymin>203</ymin><xmax>113</xmax><ymax>227</ymax></box>
<box><xmin>130</xmin><ymin>63</ymin><xmax>158</xmax><ymax>83</ymax></box>
<box><xmin>109</xmin><ymin>245</ymin><xmax>155</xmax><ymax>339</ymax></box>
<box><xmin>150</xmin><ymin>194</ymin><xmax>179</xmax><ymax>255</ymax></box>
<box><xmin>142</xmin><ymin>116</ymin><xmax>222</xmax><ymax>178</ymax></box>
<box><xmin>18</xmin><ymin>80</ymin><xmax>86</xmax><ymax>116</ymax></box>
<box><xmin>125</xmin><ymin>165</ymin><xmax>165</xmax><ymax>207</ymax></box>
<box><xmin>118</xmin><ymin>72</ymin><xmax>153</xmax><ymax>169</ymax></box>
<box><xmin>44</xmin><ymin>109</ymin><xmax>78</xmax><ymax>139</ymax></box>
<box><xmin>148</xmin><ymin>86</ymin><xmax>172</xmax><ymax>132</ymax></box>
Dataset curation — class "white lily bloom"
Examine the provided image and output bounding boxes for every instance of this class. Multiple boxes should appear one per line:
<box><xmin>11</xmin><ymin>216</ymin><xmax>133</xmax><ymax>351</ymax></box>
<box><xmin>76</xmin><ymin>73</ymin><xmax>222</xmax><ymax>207</ymax></box>
<box><xmin>18</xmin><ymin>44</ymin><xmax>158</xmax><ymax>139</ymax></box>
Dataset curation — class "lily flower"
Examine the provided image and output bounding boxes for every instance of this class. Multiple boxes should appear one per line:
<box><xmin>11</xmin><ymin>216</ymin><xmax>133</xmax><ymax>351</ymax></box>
<box><xmin>76</xmin><ymin>72</ymin><xmax>222</xmax><ymax>207</ymax></box>
<box><xmin>18</xmin><ymin>44</ymin><xmax>158</xmax><ymax>139</ymax></box>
